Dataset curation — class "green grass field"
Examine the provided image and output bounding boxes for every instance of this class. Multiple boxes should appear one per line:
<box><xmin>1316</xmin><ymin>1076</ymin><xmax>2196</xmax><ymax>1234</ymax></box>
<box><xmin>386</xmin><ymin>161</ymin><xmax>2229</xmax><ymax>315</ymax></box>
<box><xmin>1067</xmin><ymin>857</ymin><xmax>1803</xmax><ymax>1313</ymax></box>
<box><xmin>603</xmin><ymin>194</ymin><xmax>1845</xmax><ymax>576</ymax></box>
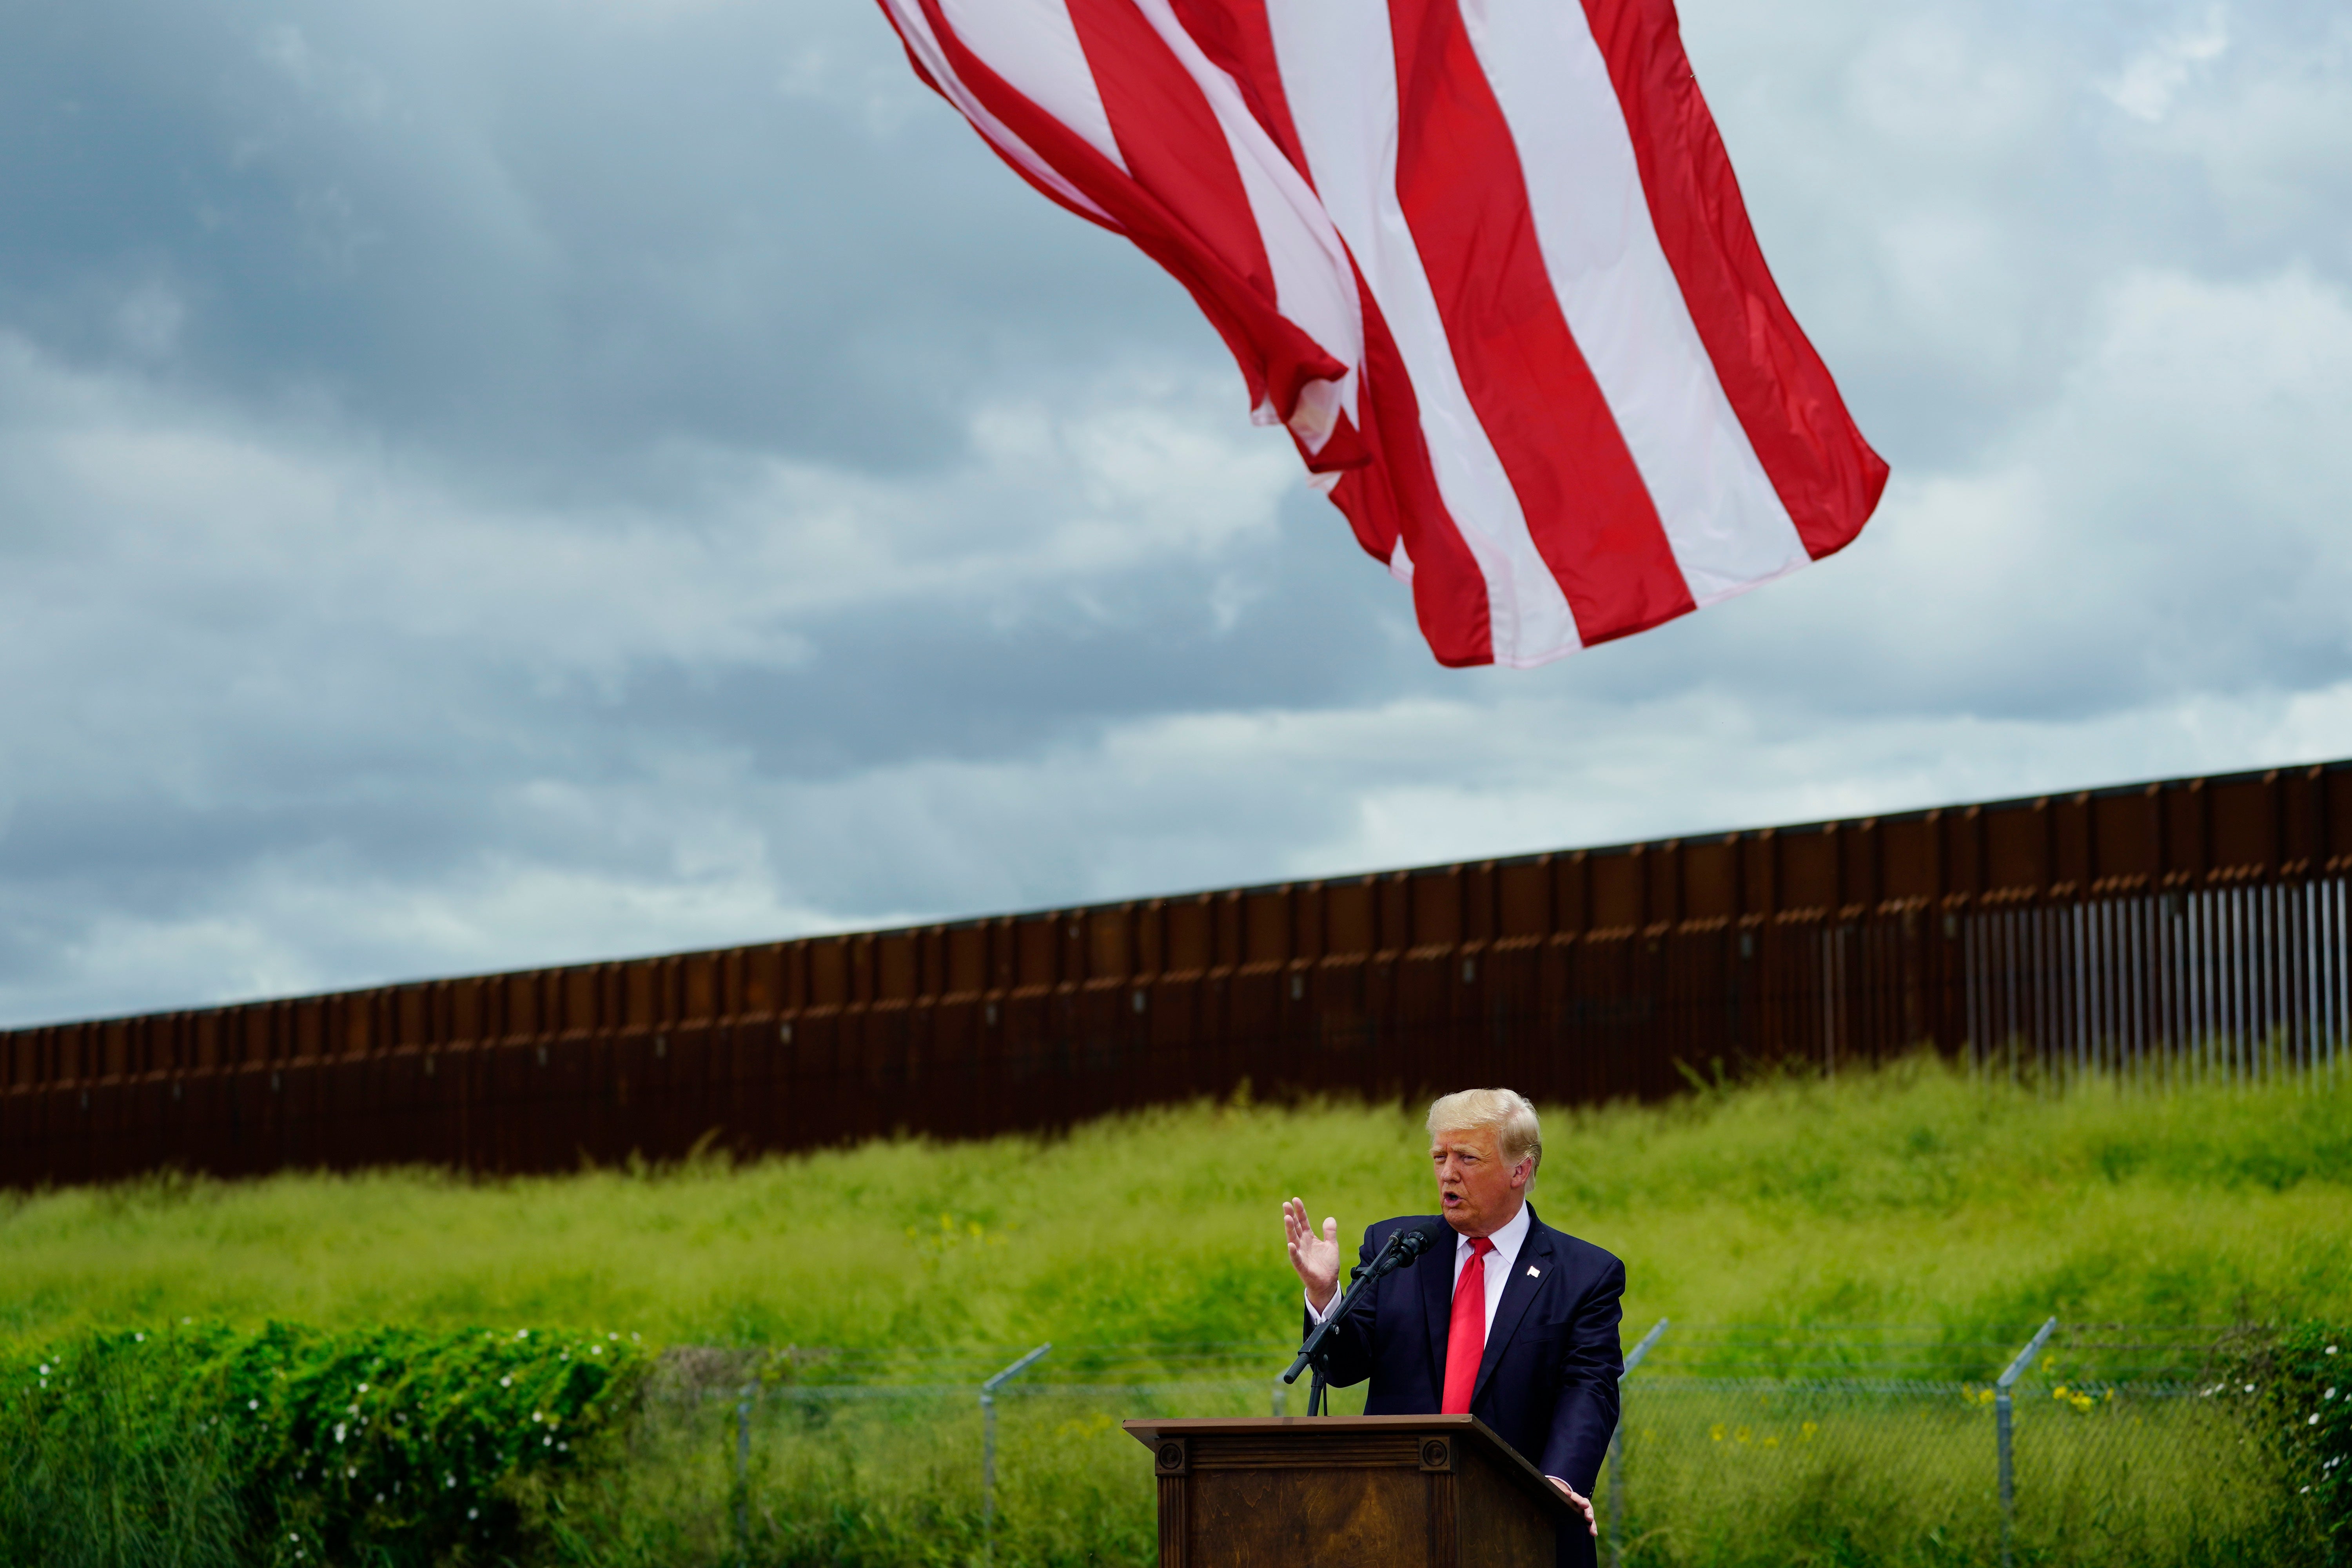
<box><xmin>4</xmin><ymin>1055</ymin><xmax>2347</xmax><ymax>1353</ymax></box>
<box><xmin>5</xmin><ymin>1056</ymin><xmax>2348</xmax><ymax>1566</ymax></box>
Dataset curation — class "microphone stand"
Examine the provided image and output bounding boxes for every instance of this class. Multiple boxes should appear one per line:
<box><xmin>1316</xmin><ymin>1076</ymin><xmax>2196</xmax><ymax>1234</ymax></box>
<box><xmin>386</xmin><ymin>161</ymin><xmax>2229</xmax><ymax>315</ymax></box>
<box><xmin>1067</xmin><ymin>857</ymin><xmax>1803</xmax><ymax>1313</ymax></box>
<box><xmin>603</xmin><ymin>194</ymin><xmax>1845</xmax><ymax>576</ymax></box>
<box><xmin>1282</xmin><ymin>1227</ymin><xmax>1431</xmax><ymax>1416</ymax></box>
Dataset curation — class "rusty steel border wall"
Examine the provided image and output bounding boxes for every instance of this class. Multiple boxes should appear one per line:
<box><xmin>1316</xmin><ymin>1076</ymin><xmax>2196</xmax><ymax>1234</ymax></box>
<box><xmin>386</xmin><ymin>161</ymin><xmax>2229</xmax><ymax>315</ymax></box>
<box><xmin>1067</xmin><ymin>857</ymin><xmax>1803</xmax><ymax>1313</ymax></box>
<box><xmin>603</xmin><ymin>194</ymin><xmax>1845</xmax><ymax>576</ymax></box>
<box><xmin>5</xmin><ymin>761</ymin><xmax>2350</xmax><ymax>1188</ymax></box>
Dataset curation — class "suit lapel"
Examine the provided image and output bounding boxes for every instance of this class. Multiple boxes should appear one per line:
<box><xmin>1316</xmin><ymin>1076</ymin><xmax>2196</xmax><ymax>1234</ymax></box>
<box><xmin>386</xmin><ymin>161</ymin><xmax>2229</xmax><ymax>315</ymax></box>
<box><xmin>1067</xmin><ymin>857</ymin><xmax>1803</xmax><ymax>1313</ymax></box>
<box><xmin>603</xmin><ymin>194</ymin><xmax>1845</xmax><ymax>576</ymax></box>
<box><xmin>1471</xmin><ymin>1209</ymin><xmax>1554</xmax><ymax>1407</ymax></box>
<box><xmin>1419</xmin><ymin>1225</ymin><xmax>1454</xmax><ymax>1388</ymax></box>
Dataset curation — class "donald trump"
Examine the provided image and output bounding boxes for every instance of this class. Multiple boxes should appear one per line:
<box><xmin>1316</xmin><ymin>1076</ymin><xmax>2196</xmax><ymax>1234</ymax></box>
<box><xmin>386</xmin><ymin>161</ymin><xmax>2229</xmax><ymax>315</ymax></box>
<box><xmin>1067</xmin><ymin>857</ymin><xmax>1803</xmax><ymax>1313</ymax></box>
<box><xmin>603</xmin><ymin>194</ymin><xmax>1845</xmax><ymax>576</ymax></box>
<box><xmin>1283</xmin><ymin>1088</ymin><xmax>1624</xmax><ymax>1567</ymax></box>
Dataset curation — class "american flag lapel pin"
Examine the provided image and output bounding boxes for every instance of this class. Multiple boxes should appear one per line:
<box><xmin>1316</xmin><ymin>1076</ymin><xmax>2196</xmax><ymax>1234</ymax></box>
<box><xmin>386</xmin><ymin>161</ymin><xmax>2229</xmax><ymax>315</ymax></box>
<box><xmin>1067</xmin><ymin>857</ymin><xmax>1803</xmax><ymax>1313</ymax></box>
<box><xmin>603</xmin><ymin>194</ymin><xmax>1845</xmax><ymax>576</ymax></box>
<box><xmin>1526</xmin><ymin>1265</ymin><xmax>1541</xmax><ymax>1278</ymax></box>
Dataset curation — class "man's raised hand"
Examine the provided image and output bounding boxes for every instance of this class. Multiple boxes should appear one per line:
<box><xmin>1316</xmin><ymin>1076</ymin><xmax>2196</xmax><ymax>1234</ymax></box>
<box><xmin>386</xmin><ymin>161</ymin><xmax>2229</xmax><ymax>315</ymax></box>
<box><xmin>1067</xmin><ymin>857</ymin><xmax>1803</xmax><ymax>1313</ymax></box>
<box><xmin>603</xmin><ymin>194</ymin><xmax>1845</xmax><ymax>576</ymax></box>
<box><xmin>1282</xmin><ymin>1197</ymin><xmax>1341</xmax><ymax>1313</ymax></box>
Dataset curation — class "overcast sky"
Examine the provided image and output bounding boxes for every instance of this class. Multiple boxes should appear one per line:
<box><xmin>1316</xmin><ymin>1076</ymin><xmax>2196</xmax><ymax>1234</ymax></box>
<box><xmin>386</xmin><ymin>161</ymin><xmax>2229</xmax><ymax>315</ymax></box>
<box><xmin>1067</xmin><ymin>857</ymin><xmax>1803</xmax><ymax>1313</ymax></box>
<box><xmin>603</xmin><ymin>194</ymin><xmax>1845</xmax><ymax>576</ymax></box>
<box><xmin>3</xmin><ymin>0</ymin><xmax>2349</xmax><ymax>1026</ymax></box>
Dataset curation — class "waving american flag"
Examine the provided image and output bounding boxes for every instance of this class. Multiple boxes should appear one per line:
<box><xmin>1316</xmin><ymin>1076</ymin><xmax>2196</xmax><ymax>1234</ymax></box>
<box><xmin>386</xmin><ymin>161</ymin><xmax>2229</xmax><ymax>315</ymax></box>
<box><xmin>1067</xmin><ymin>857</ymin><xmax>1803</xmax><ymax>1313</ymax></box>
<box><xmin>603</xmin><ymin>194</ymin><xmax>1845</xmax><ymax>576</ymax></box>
<box><xmin>875</xmin><ymin>0</ymin><xmax>1888</xmax><ymax>668</ymax></box>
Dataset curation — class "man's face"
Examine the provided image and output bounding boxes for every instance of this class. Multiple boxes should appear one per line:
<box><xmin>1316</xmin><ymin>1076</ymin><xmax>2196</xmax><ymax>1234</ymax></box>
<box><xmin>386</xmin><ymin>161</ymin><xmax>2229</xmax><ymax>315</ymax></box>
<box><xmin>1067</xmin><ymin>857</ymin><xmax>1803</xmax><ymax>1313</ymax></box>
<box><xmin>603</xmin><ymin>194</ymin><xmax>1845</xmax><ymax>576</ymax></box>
<box><xmin>1430</xmin><ymin>1123</ymin><xmax>1531</xmax><ymax>1238</ymax></box>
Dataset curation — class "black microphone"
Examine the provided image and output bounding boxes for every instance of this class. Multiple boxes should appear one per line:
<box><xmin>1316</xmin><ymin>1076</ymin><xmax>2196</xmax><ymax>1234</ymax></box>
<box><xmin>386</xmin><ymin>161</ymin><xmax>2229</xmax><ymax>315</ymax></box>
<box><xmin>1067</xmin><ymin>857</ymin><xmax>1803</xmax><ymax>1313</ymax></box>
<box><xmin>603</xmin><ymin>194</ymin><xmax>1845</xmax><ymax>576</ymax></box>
<box><xmin>1391</xmin><ymin>1218</ymin><xmax>1450</xmax><ymax>1262</ymax></box>
<box><xmin>1356</xmin><ymin>1217</ymin><xmax>1450</xmax><ymax>1284</ymax></box>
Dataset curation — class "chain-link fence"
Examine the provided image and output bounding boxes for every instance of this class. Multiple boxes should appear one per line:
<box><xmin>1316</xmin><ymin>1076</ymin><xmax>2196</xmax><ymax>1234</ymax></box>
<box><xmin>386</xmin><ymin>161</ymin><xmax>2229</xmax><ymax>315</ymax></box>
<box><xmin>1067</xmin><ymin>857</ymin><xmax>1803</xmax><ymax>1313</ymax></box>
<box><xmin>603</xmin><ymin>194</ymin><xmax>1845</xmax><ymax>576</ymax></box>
<box><xmin>588</xmin><ymin>1328</ymin><xmax>2308</xmax><ymax>1568</ymax></box>
<box><xmin>593</xmin><ymin>1344</ymin><xmax>1294</xmax><ymax>1568</ymax></box>
<box><xmin>1605</xmin><ymin>1375</ymin><xmax>2277</xmax><ymax>1566</ymax></box>
<box><xmin>1601</xmin><ymin>1322</ymin><xmax>2301</xmax><ymax>1568</ymax></box>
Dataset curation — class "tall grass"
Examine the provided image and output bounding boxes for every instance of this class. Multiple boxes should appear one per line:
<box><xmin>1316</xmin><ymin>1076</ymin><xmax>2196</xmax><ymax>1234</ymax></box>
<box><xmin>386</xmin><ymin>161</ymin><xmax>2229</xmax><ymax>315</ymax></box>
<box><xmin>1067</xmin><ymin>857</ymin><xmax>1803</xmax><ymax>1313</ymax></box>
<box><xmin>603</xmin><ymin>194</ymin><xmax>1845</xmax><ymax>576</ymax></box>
<box><xmin>4</xmin><ymin>1055</ymin><xmax>2347</xmax><ymax>1353</ymax></box>
<box><xmin>5</xmin><ymin>1059</ymin><xmax>2348</xmax><ymax>1565</ymax></box>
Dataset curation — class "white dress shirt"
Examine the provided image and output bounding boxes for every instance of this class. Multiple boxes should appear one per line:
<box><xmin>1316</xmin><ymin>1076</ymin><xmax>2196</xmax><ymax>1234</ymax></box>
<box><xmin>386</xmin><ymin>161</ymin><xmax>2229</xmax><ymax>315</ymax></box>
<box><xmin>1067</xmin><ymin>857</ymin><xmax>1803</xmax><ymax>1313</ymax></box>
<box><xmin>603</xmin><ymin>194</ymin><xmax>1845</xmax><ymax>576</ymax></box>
<box><xmin>1447</xmin><ymin>1200</ymin><xmax>1532</xmax><ymax>1335</ymax></box>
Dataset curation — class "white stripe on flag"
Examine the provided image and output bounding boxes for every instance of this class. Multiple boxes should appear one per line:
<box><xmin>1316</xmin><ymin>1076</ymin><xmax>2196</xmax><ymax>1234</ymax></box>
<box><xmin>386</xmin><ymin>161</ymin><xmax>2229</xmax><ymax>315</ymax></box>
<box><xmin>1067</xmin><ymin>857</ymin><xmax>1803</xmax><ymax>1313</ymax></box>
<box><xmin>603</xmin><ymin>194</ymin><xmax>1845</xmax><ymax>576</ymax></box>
<box><xmin>1266</xmin><ymin>0</ymin><xmax>1581</xmax><ymax>666</ymax></box>
<box><xmin>880</xmin><ymin>0</ymin><xmax>1116</xmax><ymax>223</ymax></box>
<box><xmin>1460</xmin><ymin>0</ymin><xmax>1808</xmax><ymax>604</ymax></box>
<box><xmin>936</xmin><ymin>0</ymin><xmax>1127</xmax><ymax>169</ymax></box>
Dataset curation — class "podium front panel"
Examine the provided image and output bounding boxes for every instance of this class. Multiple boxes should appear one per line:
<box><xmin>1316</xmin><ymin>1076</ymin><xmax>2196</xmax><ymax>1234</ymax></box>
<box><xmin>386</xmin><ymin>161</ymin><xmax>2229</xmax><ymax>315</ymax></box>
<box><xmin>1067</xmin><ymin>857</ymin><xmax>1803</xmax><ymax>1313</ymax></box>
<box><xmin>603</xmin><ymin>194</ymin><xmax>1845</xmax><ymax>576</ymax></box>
<box><xmin>1127</xmin><ymin>1416</ymin><xmax>1566</xmax><ymax>1568</ymax></box>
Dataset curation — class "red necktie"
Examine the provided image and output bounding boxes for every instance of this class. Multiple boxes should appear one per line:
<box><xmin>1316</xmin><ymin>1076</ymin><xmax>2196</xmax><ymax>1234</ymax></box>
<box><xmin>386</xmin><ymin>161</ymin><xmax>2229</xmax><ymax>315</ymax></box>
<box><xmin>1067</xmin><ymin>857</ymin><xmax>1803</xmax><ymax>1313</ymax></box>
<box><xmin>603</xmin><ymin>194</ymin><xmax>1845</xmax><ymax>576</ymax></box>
<box><xmin>1441</xmin><ymin>1236</ymin><xmax>1494</xmax><ymax>1414</ymax></box>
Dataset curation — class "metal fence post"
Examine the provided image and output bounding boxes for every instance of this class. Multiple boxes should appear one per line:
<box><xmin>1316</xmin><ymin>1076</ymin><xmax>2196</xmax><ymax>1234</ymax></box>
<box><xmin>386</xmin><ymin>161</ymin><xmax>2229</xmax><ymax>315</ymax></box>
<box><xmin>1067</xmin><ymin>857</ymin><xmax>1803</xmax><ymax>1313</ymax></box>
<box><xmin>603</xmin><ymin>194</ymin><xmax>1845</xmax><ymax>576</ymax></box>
<box><xmin>1995</xmin><ymin>1318</ymin><xmax>2058</xmax><ymax>1568</ymax></box>
<box><xmin>733</xmin><ymin>1380</ymin><xmax>755</xmax><ymax>1568</ymax></box>
<box><xmin>980</xmin><ymin>1343</ymin><xmax>1051</xmax><ymax>1568</ymax></box>
<box><xmin>1610</xmin><ymin>1318</ymin><xmax>1670</xmax><ymax>1568</ymax></box>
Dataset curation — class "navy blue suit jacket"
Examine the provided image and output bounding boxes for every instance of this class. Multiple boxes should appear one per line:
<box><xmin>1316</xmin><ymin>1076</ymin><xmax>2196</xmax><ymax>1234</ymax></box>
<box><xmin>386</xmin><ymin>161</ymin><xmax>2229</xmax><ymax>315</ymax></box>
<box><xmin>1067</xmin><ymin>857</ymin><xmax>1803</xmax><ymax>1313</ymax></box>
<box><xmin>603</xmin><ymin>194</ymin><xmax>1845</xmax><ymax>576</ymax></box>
<box><xmin>1305</xmin><ymin>1205</ymin><xmax>1624</xmax><ymax>1493</ymax></box>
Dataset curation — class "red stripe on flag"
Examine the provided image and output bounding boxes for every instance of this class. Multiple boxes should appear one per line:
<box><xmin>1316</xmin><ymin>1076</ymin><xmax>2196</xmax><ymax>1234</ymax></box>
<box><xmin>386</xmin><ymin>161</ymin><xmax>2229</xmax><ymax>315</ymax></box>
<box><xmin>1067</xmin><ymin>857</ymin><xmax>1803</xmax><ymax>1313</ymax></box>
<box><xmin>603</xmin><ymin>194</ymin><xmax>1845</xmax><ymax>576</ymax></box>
<box><xmin>1155</xmin><ymin>2</ymin><xmax>1387</xmax><ymax>498</ymax></box>
<box><xmin>1354</xmin><ymin>281</ymin><xmax>1494</xmax><ymax>666</ymax></box>
<box><xmin>1167</xmin><ymin>0</ymin><xmax>1313</xmax><ymax>176</ymax></box>
<box><xmin>913</xmin><ymin>0</ymin><xmax>1346</xmax><ymax>423</ymax></box>
<box><xmin>1579</xmin><ymin>0</ymin><xmax>1887</xmax><ymax>559</ymax></box>
<box><xmin>1064</xmin><ymin>0</ymin><xmax>1278</xmax><ymax>311</ymax></box>
<box><xmin>1387</xmin><ymin>0</ymin><xmax>1694</xmax><ymax>646</ymax></box>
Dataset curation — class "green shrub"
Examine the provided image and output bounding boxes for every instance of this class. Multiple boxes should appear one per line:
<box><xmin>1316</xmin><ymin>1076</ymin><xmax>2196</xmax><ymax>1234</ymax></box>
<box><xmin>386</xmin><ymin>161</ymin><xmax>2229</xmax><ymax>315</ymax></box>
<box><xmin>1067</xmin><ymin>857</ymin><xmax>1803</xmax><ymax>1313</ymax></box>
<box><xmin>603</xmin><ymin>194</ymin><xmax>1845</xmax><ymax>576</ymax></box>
<box><xmin>0</xmin><ymin>1324</ymin><xmax>648</xmax><ymax>1568</ymax></box>
<box><xmin>2226</xmin><ymin>1322</ymin><xmax>2352</xmax><ymax>1563</ymax></box>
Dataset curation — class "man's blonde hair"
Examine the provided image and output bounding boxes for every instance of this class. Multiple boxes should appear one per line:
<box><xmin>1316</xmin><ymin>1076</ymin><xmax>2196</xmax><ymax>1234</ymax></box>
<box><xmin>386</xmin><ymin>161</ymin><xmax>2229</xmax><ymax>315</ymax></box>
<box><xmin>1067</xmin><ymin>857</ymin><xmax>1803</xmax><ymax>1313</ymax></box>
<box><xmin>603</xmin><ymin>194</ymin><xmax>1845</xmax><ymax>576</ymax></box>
<box><xmin>1426</xmin><ymin>1087</ymin><xmax>1542</xmax><ymax>1178</ymax></box>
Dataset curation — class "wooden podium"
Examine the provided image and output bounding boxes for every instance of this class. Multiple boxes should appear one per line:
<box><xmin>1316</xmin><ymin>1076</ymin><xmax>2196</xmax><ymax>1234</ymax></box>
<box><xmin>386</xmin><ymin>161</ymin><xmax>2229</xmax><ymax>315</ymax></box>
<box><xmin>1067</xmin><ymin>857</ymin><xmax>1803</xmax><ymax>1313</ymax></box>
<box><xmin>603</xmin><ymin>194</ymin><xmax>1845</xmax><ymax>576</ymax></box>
<box><xmin>1122</xmin><ymin>1416</ymin><xmax>1574</xmax><ymax>1568</ymax></box>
